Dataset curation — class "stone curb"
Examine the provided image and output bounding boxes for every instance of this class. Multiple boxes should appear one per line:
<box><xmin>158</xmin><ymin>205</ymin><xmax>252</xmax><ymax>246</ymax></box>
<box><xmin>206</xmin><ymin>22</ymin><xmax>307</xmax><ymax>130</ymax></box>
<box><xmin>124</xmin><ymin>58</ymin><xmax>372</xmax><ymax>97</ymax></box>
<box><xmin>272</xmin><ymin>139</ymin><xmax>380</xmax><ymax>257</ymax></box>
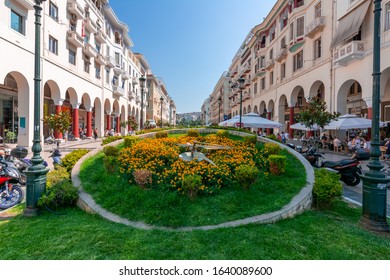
<box><xmin>71</xmin><ymin>129</ymin><xmax>314</xmax><ymax>231</ymax></box>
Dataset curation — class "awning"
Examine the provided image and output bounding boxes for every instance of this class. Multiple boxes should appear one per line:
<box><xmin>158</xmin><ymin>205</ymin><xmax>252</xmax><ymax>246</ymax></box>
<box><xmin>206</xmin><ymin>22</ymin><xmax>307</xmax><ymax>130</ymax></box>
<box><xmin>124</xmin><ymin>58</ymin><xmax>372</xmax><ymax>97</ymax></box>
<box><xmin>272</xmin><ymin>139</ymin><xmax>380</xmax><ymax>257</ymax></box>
<box><xmin>289</xmin><ymin>42</ymin><xmax>305</xmax><ymax>53</ymax></box>
<box><xmin>330</xmin><ymin>1</ymin><xmax>371</xmax><ymax>48</ymax></box>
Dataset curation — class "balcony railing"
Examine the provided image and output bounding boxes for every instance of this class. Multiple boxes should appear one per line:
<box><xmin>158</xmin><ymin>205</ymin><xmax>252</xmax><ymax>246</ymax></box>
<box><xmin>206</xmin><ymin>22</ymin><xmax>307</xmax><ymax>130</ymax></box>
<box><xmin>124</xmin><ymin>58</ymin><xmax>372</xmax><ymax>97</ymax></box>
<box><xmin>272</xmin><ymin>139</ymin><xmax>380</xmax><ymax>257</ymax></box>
<box><xmin>122</xmin><ymin>71</ymin><xmax>130</xmax><ymax>80</ymax></box>
<box><xmin>95</xmin><ymin>53</ymin><xmax>106</xmax><ymax>65</ymax></box>
<box><xmin>275</xmin><ymin>48</ymin><xmax>288</xmax><ymax>62</ymax></box>
<box><xmin>83</xmin><ymin>43</ymin><xmax>98</xmax><ymax>57</ymax></box>
<box><xmin>112</xmin><ymin>86</ymin><xmax>124</xmax><ymax>97</ymax></box>
<box><xmin>113</xmin><ymin>65</ymin><xmax>124</xmax><ymax>75</ymax></box>
<box><xmin>67</xmin><ymin>30</ymin><xmax>84</xmax><ymax>48</ymax></box>
<box><xmin>242</xmin><ymin>62</ymin><xmax>251</xmax><ymax>74</ymax></box>
<box><xmin>132</xmin><ymin>77</ymin><xmax>138</xmax><ymax>85</ymax></box>
<box><xmin>105</xmin><ymin>56</ymin><xmax>115</xmax><ymax>68</ymax></box>
<box><xmin>68</xmin><ymin>0</ymin><xmax>84</xmax><ymax>20</ymax></box>
<box><xmin>305</xmin><ymin>16</ymin><xmax>325</xmax><ymax>39</ymax></box>
<box><xmin>84</xmin><ymin>18</ymin><xmax>97</xmax><ymax>33</ymax></box>
<box><xmin>128</xmin><ymin>91</ymin><xmax>135</xmax><ymax>100</ymax></box>
<box><xmin>333</xmin><ymin>41</ymin><xmax>365</xmax><ymax>65</ymax></box>
<box><xmin>265</xmin><ymin>59</ymin><xmax>275</xmax><ymax>70</ymax></box>
<box><xmin>94</xmin><ymin>30</ymin><xmax>107</xmax><ymax>43</ymax></box>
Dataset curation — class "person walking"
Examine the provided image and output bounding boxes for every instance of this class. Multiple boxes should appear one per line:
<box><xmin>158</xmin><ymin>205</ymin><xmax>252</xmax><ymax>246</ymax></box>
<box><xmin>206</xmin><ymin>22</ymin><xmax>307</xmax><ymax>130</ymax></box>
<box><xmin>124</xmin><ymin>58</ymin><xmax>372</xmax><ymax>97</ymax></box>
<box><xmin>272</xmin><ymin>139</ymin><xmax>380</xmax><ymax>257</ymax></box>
<box><xmin>93</xmin><ymin>128</ymin><xmax>98</xmax><ymax>140</ymax></box>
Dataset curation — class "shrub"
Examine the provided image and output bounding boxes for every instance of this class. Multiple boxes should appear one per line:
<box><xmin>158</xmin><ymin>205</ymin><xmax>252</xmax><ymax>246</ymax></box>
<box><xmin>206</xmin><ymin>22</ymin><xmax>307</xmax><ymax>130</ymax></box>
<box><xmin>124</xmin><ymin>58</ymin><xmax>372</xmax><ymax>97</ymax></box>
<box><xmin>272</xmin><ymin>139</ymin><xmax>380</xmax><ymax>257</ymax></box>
<box><xmin>266</xmin><ymin>134</ymin><xmax>281</xmax><ymax>142</ymax></box>
<box><xmin>102</xmin><ymin>135</ymin><xmax>123</xmax><ymax>145</ymax></box>
<box><xmin>103</xmin><ymin>146</ymin><xmax>119</xmax><ymax>157</ymax></box>
<box><xmin>187</xmin><ymin>129</ymin><xmax>200</xmax><ymax>137</ymax></box>
<box><xmin>182</xmin><ymin>174</ymin><xmax>202</xmax><ymax>200</ymax></box>
<box><xmin>235</xmin><ymin>164</ymin><xmax>258</xmax><ymax>190</ymax></box>
<box><xmin>38</xmin><ymin>180</ymin><xmax>78</xmax><ymax>210</ymax></box>
<box><xmin>133</xmin><ymin>169</ymin><xmax>153</xmax><ymax>189</ymax></box>
<box><xmin>61</xmin><ymin>149</ymin><xmax>89</xmax><ymax>173</ymax></box>
<box><xmin>264</xmin><ymin>142</ymin><xmax>282</xmax><ymax>156</ymax></box>
<box><xmin>103</xmin><ymin>156</ymin><xmax>117</xmax><ymax>173</ymax></box>
<box><xmin>123</xmin><ymin>136</ymin><xmax>140</xmax><ymax>148</ymax></box>
<box><xmin>156</xmin><ymin>131</ymin><xmax>168</xmax><ymax>139</ymax></box>
<box><xmin>46</xmin><ymin>166</ymin><xmax>70</xmax><ymax>189</ymax></box>
<box><xmin>216</xmin><ymin>130</ymin><xmax>229</xmax><ymax>138</ymax></box>
<box><xmin>268</xmin><ymin>155</ymin><xmax>286</xmax><ymax>175</ymax></box>
<box><xmin>244</xmin><ymin>135</ymin><xmax>257</xmax><ymax>145</ymax></box>
<box><xmin>313</xmin><ymin>169</ymin><xmax>342</xmax><ymax>208</ymax></box>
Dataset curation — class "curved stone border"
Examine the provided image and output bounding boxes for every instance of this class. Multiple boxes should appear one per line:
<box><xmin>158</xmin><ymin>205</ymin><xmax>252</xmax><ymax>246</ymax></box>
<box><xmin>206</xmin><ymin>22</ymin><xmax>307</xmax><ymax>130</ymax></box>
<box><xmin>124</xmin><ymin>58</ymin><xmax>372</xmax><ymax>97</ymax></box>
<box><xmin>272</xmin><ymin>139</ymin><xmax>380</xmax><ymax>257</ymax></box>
<box><xmin>71</xmin><ymin>129</ymin><xmax>314</xmax><ymax>231</ymax></box>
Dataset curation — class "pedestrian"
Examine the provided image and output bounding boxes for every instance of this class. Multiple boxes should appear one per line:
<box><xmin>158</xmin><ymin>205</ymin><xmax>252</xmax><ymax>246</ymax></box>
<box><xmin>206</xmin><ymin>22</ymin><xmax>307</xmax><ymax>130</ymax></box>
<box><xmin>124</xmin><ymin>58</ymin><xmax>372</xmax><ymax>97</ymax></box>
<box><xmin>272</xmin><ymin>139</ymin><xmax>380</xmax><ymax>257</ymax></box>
<box><xmin>63</xmin><ymin>130</ymin><xmax>68</xmax><ymax>142</ymax></box>
<box><xmin>281</xmin><ymin>131</ymin><xmax>286</xmax><ymax>144</ymax></box>
<box><xmin>93</xmin><ymin>128</ymin><xmax>98</xmax><ymax>140</ymax></box>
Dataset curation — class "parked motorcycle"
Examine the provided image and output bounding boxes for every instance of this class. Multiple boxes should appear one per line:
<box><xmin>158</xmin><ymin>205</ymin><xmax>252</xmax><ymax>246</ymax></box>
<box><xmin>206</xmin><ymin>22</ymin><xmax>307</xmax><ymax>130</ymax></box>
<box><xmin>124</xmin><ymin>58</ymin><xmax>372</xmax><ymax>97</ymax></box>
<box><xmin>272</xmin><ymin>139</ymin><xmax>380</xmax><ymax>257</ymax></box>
<box><xmin>304</xmin><ymin>146</ymin><xmax>362</xmax><ymax>186</ymax></box>
<box><xmin>0</xmin><ymin>159</ymin><xmax>24</xmax><ymax>209</ymax></box>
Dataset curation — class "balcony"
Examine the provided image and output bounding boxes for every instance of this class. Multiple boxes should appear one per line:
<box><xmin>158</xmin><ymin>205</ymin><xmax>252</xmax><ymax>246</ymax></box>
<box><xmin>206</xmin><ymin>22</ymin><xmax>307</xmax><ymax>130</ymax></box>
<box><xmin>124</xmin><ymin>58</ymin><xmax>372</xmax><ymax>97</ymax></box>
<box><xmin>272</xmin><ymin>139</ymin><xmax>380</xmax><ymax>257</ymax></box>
<box><xmin>275</xmin><ymin>48</ymin><xmax>288</xmax><ymax>62</ymax></box>
<box><xmin>135</xmin><ymin>96</ymin><xmax>140</xmax><ymax>104</ymax></box>
<box><xmin>128</xmin><ymin>91</ymin><xmax>135</xmax><ymax>100</ymax></box>
<box><xmin>68</xmin><ymin>0</ymin><xmax>84</xmax><ymax>20</ymax></box>
<box><xmin>122</xmin><ymin>71</ymin><xmax>130</xmax><ymax>80</ymax></box>
<box><xmin>67</xmin><ymin>30</ymin><xmax>84</xmax><ymax>48</ymax></box>
<box><xmin>95</xmin><ymin>53</ymin><xmax>106</xmax><ymax>65</ymax></box>
<box><xmin>132</xmin><ymin>77</ymin><xmax>138</xmax><ymax>85</ymax></box>
<box><xmin>305</xmin><ymin>16</ymin><xmax>325</xmax><ymax>39</ymax></box>
<box><xmin>113</xmin><ymin>65</ymin><xmax>123</xmax><ymax>75</ymax></box>
<box><xmin>94</xmin><ymin>30</ymin><xmax>107</xmax><ymax>43</ymax></box>
<box><xmin>242</xmin><ymin>62</ymin><xmax>251</xmax><ymax>74</ymax></box>
<box><xmin>242</xmin><ymin>92</ymin><xmax>251</xmax><ymax>100</ymax></box>
<box><xmin>83</xmin><ymin>43</ymin><xmax>97</xmax><ymax>58</ymax></box>
<box><xmin>333</xmin><ymin>41</ymin><xmax>365</xmax><ymax>65</ymax></box>
<box><xmin>112</xmin><ymin>86</ymin><xmax>124</xmax><ymax>98</ymax></box>
<box><xmin>105</xmin><ymin>56</ymin><xmax>115</xmax><ymax>68</ymax></box>
<box><xmin>84</xmin><ymin>18</ymin><xmax>97</xmax><ymax>33</ymax></box>
<box><xmin>265</xmin><ymin>59</ymin><xmax>275</xmax><ymax>70</ymax></box>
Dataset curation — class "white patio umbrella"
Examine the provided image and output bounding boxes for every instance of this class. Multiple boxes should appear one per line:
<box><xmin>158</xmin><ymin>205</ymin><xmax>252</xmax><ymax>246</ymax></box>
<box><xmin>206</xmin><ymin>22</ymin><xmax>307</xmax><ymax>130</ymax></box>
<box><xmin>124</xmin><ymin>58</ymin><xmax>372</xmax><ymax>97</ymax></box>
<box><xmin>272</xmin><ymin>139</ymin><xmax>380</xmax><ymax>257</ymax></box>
<box><xmin>240</xmin><ymin>113</ymin><xmax>282</xmax><ymax>129</ymax></box>
<box><xmin>324</xmin><ymin>114</ymin><xmax>385</xmax><ymax>130</ymax></box>
<box><xmin>290</xmin><ymin>122</ymin><xmax>320</xmax><ymax>131</ymax></box>
<box><xmin>218</xmin><ymin>115</ymin><xmax>239</xmax><ymax>127</ymax></box>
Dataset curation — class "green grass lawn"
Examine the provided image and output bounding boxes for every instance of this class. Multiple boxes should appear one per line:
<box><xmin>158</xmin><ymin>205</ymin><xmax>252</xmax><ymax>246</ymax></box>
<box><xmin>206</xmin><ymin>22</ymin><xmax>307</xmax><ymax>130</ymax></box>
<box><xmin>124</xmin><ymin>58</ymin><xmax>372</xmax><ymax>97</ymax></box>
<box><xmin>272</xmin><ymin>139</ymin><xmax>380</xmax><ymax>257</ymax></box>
<box><xmin>79</xmin><ymin>146</ymin><xmax>306</xmax><ymax>227</ymax></box>
<box><xmin>0</xmin><ymin>201</ymin><xmax>389</xmax><ymax>260</ymax></box>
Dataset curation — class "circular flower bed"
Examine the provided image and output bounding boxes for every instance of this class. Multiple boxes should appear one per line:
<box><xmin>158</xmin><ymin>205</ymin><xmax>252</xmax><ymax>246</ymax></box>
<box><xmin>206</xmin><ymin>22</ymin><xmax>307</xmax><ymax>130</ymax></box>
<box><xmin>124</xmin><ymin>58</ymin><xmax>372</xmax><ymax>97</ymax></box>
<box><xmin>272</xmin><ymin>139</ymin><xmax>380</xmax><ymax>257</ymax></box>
<box><xmin>118</xmin><ymin>134</ymin><xmax>266</xmax><ymax>195</ymax></box>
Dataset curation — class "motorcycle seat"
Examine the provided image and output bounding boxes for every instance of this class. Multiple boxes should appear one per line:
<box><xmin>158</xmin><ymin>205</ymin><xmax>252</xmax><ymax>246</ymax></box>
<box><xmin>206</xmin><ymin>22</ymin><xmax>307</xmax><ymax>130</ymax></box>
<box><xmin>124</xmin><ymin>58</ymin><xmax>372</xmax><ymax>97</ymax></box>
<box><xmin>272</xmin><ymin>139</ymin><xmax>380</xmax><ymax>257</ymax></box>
<box><xmin>322</xmin><ymin>159</ymin><xmax>357</xmax><ymax>168</ymax></box>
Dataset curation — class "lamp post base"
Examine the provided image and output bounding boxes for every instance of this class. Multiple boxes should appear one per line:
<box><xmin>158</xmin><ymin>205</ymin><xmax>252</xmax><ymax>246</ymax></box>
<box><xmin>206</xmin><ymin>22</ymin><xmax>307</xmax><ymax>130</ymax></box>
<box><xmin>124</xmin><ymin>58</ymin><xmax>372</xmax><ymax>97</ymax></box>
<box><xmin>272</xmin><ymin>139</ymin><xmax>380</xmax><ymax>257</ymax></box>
<box><xmin>359</xmin><ymin>216</ymin><xmax>389</xmax><ymax>232</ymax></box>
<box><xmin>23</xmin><ymin>166</ymin><xmax>49</xmax><ymax>217</ymax></box>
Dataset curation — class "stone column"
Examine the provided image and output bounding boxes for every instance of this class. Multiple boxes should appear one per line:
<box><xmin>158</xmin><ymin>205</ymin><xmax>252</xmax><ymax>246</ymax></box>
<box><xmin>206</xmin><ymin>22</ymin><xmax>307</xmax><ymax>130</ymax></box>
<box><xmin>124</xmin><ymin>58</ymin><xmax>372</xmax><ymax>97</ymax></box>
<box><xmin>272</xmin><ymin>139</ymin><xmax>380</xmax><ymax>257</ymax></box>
<box><xmin>55</xmin><ymin>104</ymin><xmax>62</xmax><ymax>139</ymax></box>
<box><xmin>86</xmin><ymin>107</ymin><xmax>92</xmax><ymax>138</ymax></box>
<box><xmin>106</xmin><ymin>114</ymin><xmax>111</xmax><ymax>130</ymax></box>
<box><xmin>267</xmin><ymin>112</ymin><xmax>271</xmax><ymax>135</ymax></box>
<box><xmin>72</xmin><ymin>104</ymin><xmax>80</xmax><ymax>139</ymax></box>
<box><xmin>289</xmin><ymin>107</ymin><xmax>295</xmax><ymax>139</ymax></box>
<box><xmin>116</xmin><ymin>116</ymin><xmax>120</xmax><ymax>133</ymax></box>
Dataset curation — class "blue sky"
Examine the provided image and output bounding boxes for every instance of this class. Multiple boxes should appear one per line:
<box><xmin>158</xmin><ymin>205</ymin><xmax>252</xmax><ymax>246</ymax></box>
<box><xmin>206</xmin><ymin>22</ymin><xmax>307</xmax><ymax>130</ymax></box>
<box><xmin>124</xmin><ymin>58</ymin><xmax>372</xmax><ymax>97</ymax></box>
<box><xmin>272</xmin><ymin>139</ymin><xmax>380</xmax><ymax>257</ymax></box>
<box><xmin>109</xmin><ymin>0</ymin><xmax>275</xmax><ymax>113</ymax></box>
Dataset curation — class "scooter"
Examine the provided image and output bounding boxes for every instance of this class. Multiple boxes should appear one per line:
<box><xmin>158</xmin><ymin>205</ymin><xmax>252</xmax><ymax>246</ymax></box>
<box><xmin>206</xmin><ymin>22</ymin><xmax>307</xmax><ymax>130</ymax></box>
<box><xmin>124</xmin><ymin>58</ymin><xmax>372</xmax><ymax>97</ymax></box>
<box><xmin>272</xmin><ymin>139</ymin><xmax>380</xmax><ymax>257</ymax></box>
<box><xmin>0</xmin><ymin>159</ymin><xmax>23</xmax><ymax>209</ymax></box>
<box><xmin>304</xmin><ymin>146</ymin><xmax>362</xmax><ymax>186</ymax></box>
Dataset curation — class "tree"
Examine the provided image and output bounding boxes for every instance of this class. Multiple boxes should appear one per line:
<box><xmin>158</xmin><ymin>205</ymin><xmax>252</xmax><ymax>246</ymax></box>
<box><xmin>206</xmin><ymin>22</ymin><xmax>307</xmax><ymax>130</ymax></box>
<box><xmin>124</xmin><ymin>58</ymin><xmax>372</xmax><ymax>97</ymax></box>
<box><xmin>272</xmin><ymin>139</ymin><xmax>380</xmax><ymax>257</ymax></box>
<box><xmin>297</xmin><ymin>96</ymin><xmax>339</xmax><ymax>146</ymax></box>
<box><xmin>121</xmin><ymin>116</ymin><xmax>138</xmax><ymax>131</ymax></box>
<box><xmin>43</xmin><ymin>111</ymin><xmax>72</xmax><ymax>144</ymax></box>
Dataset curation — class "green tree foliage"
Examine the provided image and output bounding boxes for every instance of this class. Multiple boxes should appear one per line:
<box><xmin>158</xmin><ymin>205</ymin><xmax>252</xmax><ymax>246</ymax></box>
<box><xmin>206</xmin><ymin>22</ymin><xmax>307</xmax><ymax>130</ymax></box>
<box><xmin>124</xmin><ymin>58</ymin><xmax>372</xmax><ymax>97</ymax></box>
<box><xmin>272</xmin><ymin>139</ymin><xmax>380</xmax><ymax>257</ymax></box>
<box><xmin>43</xmin><ymin>111</ymin><xmax>72</xmax><ymax>136</ymax></box>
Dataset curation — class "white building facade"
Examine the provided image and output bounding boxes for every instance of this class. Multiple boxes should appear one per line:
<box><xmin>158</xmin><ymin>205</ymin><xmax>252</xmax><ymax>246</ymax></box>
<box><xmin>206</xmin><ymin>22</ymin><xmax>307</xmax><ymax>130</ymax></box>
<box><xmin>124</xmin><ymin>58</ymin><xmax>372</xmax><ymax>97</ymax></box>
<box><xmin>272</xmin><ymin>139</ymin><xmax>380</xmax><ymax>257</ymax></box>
<box><xmin>0</xmin><ymin>0</ymin><xmax>174</xmax><ymax>147</ymax></box>
<box><xmin>207</xmin><ymin>0</ymin><xmax>390</xmax><ymax>138</ymax></box>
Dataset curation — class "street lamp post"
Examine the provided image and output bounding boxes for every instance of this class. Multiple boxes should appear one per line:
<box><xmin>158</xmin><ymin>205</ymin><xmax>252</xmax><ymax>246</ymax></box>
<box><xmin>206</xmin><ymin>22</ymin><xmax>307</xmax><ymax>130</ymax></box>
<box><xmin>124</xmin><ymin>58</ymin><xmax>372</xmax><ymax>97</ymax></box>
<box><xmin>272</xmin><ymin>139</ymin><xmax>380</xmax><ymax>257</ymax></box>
<box><xmin>139</xmin><ymin>75</ymin><xmax>146</xmax><ymax>130</ymax></box>
<box><xmin>24</xmin><ymin>0</ymin><xmax>49</xmax><ymax>216</ymax></box>
<box><xmin>160</xmin><ymin>96</ymin><xmax>164</xmax><ymax>128</ymax></box>
<box><xmin>218</xmin><ymin>96</ymin><xmax>222</xmax><ymax>123</ymax></box>
<box><xmin>237</xmin><ymin>77</ymin><xmax>245</xmax><ymax>128</ymax></box>
<box><xmin>360</xmin><ymin>0</ymin><xmax>389</xmax><ymax>232</ymax></box>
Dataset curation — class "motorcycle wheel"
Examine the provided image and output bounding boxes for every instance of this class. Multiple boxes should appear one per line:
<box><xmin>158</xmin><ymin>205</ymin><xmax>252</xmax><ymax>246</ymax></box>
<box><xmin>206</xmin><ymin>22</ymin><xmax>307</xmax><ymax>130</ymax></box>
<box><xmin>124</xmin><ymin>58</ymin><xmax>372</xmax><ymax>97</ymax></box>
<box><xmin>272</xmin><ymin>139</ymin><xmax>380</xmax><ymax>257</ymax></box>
<box><xmin>0</xmin><ymin>185</ymin><xmax>24</xmax><ymax>209</ymax></box>
<box><xmin>19</xmin><ymin>173</ymin><xmax>27</xmax><ymax>185</ymax></box>
<box><xmin>342</xmin><ymin>173</ymin><xmax>361</xmax><ymax>186</ymax></box>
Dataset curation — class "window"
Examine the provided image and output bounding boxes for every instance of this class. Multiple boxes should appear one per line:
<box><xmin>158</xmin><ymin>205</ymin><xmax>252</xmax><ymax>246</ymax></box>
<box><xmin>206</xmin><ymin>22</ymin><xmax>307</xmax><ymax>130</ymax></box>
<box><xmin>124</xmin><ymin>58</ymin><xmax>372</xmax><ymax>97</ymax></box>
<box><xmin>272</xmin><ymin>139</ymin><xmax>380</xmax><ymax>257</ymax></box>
<box><xmin>49</xmin><ymin>1</ymin><xmax>58</xmax><ymax>21</ymax></box>
<box><xmin>69</xmin><ymin>49</ymin><xmax>76</xmax><ymax>65</ymax></box>
<box><xmin>95</xmin><ymin>65</ymin><xmax>101</xmax><ymax>79</ymax></box>
<box><xmin>297</xmin><ymin>96</ymin><xmax>303</xmax><ymax>107</ymax></box>
<box><xmin>69</xmin><ymin>22</ymin><xmax>76</xmax><ymax>31</ymax></box>
<box><xmin>106</xmin><ymin>45</ymin><xmax>110</xmax><ymax>57</ymax></box>
<box><xmin>296</xmin><ymin>16</ymin><xmax>305</xmax><ymax>38</ymax></box>
<box><xmin>112</xmin><ymin>75</ymin><xmax>118</xmax><ymax>86</ymax></box>
<box><xmin>261</xmin><ymin>77</ymin><xmax>266</xmax><ymax>90</ymax></box>
<box><xmin>254</xmin><ymin>82</ymin><xmax>258</xmax><ymax>94</ymax></box>
<box><xmin>280</xmin><ymin>9</ymin><xmax>288</xmax><ymax>30</ymax></box>
<box><xmin>260</xmin><ymin>56</ymin><xmax>265</xmax><ymax>68</ymax></box>
<box><xmin>293</xmin><ymin>50</ymin><xmax>304</xmax><ymax>72</ymax></box>
<box><xmin>281</xmin><ymin>63</ymin><xmax>286</xmax><ymax>80</ymax></box>
<box><xmin>114</xmin><ymin>31</ymin><xmax>121</xmax><ymax>44</ymax></box>
<box><xmin>281</xmin><ymin>37</ymin><xmax>286</xmax><ymax>48</ymax></box>
<box><xmin>269</xmin><ymin>25</ymin><xmax>276</xmax><ymax>42</ymax></box>
<box><xmin>260</xmin><ymin>35</ymin><xmax>266</xmax><ymax>48</ymax></box>
<box><xmin>84</xmin><ymin>58</ymin><xmax>90</xmax><ymax>73</ymax></box>
<box><xmin>105</xmin><ymin>68</ymin><xmax>110</xmax><ymax>84</ymax></box>
<box><xmin>270</xmin><ymin>71</ymin><xmax>274</xmax><ymax>86</ymax></box>
<box><xmin>385</xmin><ymin>3</ymin><xmax>390</xmax><ymax>31</ymax></box>
<box><xmin>95</xmin><ymin>43</ymin><xmax>101</xmax><ymax>54</ymax></box>
<box><xmin>84</xmin><ymin>32</ymin><xmax>90</xmax><ymax>44</ymax></box>
<box><xmin>269</xmin><ymin>49</ymin><xmax>274</xmax><ymax>60</ymax></box>
<box><xmin>315</xmin><ymin>2</ymin><xmax>322</xmax><ymax>19</ymax></box>
<box><xmin>296</xmin><ymin>0</ymin><xmax>304</xmax><ymax>8</ymax></box>
<box><xmin>49</xmin><ymin>36</ymin><xmax>58</xmax><ymax>55</ymax></box>
<box><xmin>289</xmin><ymin>22</ymin><xmax>294</xmax><ymax>42</ymax></box>
<box><xmin>314</xmin><ymin>37</ymin><xmax>322</xmax><ymax>60</ymax></box>
<box><xmin>11</xmin><ymin>10</ymin><xmax>24</xmax><ymax>34</ymax></box>
<box><xmin>115</xmin><ymin>52</ymin><xmax>120</xmax><ymax>66</ymax></box>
